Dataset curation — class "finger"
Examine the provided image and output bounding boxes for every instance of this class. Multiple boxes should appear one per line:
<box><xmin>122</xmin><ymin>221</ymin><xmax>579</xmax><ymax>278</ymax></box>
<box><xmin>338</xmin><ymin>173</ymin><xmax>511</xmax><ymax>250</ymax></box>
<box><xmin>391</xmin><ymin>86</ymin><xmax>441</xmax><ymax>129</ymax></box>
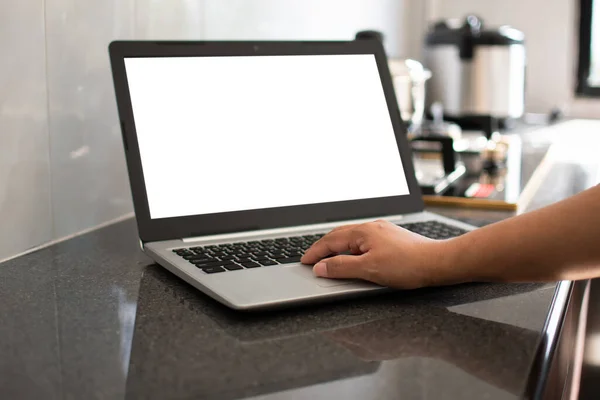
<box><xmin>301</xmin><ymin>228</ymin><xmax>364</xmax><ymax>264</ymax></box>
<box><xmin>327</xmin><ymin>225</ymin><xmax>362</xmax><ymax>254</ymax></box>
<box><xmin>331</xmin><ymin>224</ymin><xmax>362</xmax><ymax>255</ymax></box>
<box><xmin>329</xmin><ymin>224</ymin><xmax>359</xmax><ymax>233</ymax></box>
<box><xmin>313</xmin><ymin>254</ymin><xmax>370</xmax><ymax>280</ymax></box>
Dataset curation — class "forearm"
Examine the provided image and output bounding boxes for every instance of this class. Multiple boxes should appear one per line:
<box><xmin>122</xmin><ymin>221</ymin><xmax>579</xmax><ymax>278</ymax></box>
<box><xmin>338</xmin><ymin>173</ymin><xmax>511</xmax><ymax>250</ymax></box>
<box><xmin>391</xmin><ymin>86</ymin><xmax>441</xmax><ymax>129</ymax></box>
<box><xmin>443</xmin><ymin>185</ymin><xmax>600</xmax><ymax>283</ymax></box>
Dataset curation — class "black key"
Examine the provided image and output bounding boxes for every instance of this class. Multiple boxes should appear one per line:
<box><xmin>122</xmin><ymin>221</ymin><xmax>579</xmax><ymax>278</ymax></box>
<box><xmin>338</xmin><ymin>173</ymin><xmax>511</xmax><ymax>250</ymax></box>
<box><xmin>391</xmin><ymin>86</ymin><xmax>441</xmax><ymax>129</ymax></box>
<box><xmin>400</xmin><ymin>221</ymin><xmax>467</xmax><ymax>239</ymax></box>
<box><xmin>187</xmin><ymin>257</ymin><xmax>215</xmax><ymax>264</ymax></box>
<box><xmin>248</xmin><ymin>241</ymin><xmax>260</xmax><ymax>245</ymax></box>
<box><xmin>235</xmin><ymin>253</ymin><xmax>252</xmax><ymax>259</ymax></box>
<box><xmin>211</xmin><ymin>251</ymin><xmax>226</xmax><ymax>257</ymax></box>
<box><xmin>182</xmin><ymin>254</ymin><xmax>207</xmax><ymax>260</ymax></box>
<box><xmin>241</xmin><ymin>262</ymin><xmax>261</xmax><ymax>268</ymax></box>
<box><xmin>189</xmin><ymin>246</ymin><xmax>204</xmax><ymax>251</ymax></box>
<box><xmin>219</xmin><ymin>255</ymin><xmax>236</xmax><ymax>261</ymax></box>
<box><xmin>188</xmin><ymin>253</ymin><xmax>214</xmax><ymax>259</ymax></box>
<box><xmin>223</xmin><ymin>263</ymin><xmax>244</xmax><ymax>271</ymax></box>
<box><xmin>236</xmin><ymin>257</ymin><xmax>253</xmax><ymax>263</ymax></box>
<box><xmin>193</xmin><ymin>260</ymin><xmax>227</xmax><ymax>268</ymax></box>
<box><xmin>202</xmin><ymin>266</ymin><xmax>226</xmax><ymax>274</ymax></box>
<box><xmin>253</xmin><ymin>256</ymin><xmax>270</xmax><ymax>261</ymax></box>
<box><xmin>259</xmin><ymin>259</ymin><xmax>278</xmax><ymax>266</ymax></box>
<box><xmin>251</xmin><ymin>251</ymin><xmax>268</xmax><ymax>257</ymax></box>
<box><xmin>286</xmin><ymin>252</ymin><xmax>303</xmax><ymax>258</ymax></box>
<box><xmin>276</xmin><ymin>256</ymin><xmax>302</xmax><ymax>264</ymax></box>
<box><xmin>173</xmin><ymin>248</ymin><xmax>186</xmax><ymax>253</ymax></box>
<box><xmin>275</xmin><ymin>238</ymin><xmax>289</xmax><ymax>243</ymax></box>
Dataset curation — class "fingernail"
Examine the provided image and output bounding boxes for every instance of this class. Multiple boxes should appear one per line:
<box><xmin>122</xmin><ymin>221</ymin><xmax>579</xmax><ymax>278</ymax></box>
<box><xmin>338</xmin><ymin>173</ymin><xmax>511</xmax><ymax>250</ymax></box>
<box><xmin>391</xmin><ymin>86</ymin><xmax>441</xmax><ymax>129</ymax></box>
<box><xmin>313</xmin><ymin>262</ymin><xmax>328</xmax><ymax>277</ymax></box>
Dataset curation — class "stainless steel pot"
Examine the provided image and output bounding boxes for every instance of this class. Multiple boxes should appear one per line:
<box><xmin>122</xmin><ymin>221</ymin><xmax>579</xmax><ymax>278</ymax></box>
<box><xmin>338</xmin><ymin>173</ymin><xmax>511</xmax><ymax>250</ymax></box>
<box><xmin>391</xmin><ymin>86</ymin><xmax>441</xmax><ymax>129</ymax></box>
<box><xmin>424</xmin><ymin>16</ymin><xmax>526</xmax><ymax>127</ymax></box>
<box><xmin>388</xmin><ymin>59</ymin><xmax>432</xmax><ymax>133</ymax></box>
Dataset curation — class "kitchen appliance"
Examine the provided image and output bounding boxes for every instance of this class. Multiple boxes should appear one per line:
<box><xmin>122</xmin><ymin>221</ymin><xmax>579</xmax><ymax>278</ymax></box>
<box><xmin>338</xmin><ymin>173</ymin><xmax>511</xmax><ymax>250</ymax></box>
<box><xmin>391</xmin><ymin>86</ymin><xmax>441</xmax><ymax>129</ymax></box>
<box><xmin>356</xmin><ymin>30</ymin><xmax>432</xmax><ymax>134</ymax></box>
<box><xmin>411</xmin><ymin>135</ymin><xmax>467</xmax><ymax>195</ymax></box>
<box><xmin>424</xmin><ymin>15</ymin><xmax>526</xmax><ymax>132</ymax></box>
<box><xmin>388</xmin><ymin>59</ymin><xmax>432</xmax><ymax>134</ymax></box>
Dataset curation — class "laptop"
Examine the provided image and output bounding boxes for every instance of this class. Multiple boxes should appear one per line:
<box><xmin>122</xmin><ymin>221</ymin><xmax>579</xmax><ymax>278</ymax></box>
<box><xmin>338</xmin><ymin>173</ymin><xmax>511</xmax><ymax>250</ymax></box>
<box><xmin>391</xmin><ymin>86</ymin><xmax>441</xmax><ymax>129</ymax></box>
<box><xmin>109</xmin><ymin>40</ymin><xmax>476</xmax><ymax>310</ymax></box>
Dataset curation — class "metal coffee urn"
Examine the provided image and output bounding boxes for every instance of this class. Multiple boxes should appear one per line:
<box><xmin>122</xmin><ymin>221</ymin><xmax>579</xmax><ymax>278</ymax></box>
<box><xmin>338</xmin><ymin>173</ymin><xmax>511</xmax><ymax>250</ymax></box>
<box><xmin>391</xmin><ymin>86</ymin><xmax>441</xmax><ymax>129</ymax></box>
<box><xmin>424</xmin><ymin>15</ymin><xmax>526</xmax><ymax>134</ymax></box>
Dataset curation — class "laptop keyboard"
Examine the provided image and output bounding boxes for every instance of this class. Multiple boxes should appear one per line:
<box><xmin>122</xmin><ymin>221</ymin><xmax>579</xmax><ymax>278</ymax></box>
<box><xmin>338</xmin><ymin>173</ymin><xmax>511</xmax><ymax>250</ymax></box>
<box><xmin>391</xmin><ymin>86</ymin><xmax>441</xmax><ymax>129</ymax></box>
<box><xmin>172</xmin><ymin>221</ymin><xmax>468</xmax><ymax>274</ymax></box>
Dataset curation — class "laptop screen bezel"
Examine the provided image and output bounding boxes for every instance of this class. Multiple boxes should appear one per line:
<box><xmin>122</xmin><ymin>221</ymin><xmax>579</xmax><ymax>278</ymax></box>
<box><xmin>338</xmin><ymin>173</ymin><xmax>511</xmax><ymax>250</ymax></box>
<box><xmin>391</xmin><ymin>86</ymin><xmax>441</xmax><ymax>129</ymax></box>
<box><xmin>109</xmin><ymin>40</ymin><xmax>424</xmax><ymax>243</ymax></box>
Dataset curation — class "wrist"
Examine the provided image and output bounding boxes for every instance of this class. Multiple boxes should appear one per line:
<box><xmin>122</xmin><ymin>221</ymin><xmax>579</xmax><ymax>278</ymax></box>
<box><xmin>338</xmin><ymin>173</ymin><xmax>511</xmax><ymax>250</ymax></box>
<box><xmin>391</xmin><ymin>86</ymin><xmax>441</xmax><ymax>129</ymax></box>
<box><xmin>428</xmin><ymin>236</ymin><xmax>478</xmax><ymax>286</ymax></box>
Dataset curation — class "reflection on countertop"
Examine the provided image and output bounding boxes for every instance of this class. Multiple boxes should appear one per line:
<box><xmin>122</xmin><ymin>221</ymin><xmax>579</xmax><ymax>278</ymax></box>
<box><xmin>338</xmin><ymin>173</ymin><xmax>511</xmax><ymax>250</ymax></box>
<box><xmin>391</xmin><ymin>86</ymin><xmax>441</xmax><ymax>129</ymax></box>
<box><xmin>126</xmin><ymin>262</ymin><xmax>554</xmax><ymax>400</ymax></box>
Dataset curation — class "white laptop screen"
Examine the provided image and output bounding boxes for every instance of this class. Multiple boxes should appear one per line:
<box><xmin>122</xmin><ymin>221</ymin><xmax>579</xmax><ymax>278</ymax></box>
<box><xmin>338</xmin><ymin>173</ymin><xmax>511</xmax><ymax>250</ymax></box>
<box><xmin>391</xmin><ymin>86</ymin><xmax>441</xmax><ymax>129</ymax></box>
<box><xmin>124</xmin><ymin>54</ymin><xmax>410</xmax><ymax>220</ymax></box>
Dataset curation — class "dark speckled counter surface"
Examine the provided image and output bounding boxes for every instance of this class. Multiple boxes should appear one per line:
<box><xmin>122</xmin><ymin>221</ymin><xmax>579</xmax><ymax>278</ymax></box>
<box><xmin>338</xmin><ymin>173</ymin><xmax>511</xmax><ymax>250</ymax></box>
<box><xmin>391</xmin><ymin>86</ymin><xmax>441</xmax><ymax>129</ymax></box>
<box><xmin>1</xmin><ymin>122</ymin><xmax>599</xmax><ymax>400</ymax></box>
<box><xmin>0</xmin><ymin>218</ymin><xmax>559</xmax><ymax>400</ymax></box>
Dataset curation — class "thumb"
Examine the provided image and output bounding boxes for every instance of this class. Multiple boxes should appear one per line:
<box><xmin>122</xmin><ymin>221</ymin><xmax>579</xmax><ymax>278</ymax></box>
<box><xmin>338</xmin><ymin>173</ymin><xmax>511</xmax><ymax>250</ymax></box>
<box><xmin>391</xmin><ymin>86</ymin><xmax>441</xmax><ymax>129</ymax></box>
<box><xmin>313</xmin><ymin>254</ymin><xmax>369</xmax><ymax>280</ymax></box>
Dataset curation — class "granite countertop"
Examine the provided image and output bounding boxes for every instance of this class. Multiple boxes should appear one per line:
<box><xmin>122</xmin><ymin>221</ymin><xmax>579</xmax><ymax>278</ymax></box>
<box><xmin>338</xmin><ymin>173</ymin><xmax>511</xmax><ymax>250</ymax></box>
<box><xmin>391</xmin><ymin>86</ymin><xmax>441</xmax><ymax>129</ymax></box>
<box><xmin>1</xmin><ymin>121</ymin><xmax>598</xmax><ymax>400</ymax></box>
<box><xmin>0</xmin><ymin>218</ymin><xmax>561</xmax><ymax>400</ymax></box>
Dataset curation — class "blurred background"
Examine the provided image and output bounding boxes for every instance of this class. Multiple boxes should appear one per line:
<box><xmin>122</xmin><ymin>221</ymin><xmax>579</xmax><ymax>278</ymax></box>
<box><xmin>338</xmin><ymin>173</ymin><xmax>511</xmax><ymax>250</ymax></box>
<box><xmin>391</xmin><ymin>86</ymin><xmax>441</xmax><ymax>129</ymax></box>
<box><xmin>1</xmin><ymin>0</ymin><xmax>598</xmax><ymax>262</ymax></box>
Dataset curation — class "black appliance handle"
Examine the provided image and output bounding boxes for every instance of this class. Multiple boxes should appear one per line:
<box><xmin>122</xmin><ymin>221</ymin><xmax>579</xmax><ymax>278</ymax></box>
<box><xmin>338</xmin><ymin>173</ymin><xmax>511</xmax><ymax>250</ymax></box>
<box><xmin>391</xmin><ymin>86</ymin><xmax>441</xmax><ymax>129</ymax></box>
<box><xmin>410</xmin><ymin>135</ymin><xmax>457</xmax><ymax>175</ymax></box>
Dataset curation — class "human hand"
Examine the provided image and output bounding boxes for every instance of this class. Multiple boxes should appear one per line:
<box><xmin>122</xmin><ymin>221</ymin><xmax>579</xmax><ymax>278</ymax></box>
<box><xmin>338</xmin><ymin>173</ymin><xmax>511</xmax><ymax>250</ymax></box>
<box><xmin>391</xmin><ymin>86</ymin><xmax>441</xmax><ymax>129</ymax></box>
<box><xmin>301</xmin><ymin>220</ymin><xmax>462</xmax><ymax>289</ymax></box>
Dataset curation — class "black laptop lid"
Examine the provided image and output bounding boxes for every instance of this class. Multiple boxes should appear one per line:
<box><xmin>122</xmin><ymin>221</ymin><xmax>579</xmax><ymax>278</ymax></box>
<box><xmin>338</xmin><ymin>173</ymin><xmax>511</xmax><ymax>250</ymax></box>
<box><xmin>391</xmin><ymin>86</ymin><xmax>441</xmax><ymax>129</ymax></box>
<box><xmin>109</xmin><ymin>41</ymin><xmax>423</xmax><ymax>243</ymax></box>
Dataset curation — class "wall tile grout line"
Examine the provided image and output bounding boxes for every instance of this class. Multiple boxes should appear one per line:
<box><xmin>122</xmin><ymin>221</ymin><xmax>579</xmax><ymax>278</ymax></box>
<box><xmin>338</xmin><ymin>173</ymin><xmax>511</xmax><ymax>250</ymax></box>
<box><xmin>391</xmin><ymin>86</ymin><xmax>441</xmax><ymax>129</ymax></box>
<box><xmin>41</xmin><ymin>0</ymin><xmax>55</xmax><ymax>242</ymax></box>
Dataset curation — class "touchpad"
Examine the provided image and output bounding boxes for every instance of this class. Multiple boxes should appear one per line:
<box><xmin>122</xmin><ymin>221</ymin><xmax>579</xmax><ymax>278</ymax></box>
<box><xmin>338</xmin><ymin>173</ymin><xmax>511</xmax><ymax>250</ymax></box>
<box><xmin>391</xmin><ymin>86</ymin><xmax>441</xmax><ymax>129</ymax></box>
<box><xmin>289</xmin><ymin>264</ymin><xmax>357</xmax><ymax>288</ymax></box>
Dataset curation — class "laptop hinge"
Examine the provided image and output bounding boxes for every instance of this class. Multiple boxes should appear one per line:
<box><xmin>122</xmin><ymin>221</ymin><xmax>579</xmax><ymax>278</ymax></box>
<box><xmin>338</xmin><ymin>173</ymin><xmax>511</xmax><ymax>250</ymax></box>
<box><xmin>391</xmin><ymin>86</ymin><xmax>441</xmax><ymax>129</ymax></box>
<box><xmin>181</xmin><ymin>214</ymin><xmax>408</xmax><ymax>243</ymax></box>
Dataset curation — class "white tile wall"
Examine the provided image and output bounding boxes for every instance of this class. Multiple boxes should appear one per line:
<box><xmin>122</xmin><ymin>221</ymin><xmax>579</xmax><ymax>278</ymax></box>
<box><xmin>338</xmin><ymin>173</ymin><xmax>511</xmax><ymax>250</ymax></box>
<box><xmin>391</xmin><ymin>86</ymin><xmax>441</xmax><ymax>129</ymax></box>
<box><xmin>135</xmin><ymin>0</ymin><xmax>205</xmax><ymax>39</ymax></box>
<box><xmin>204</xmin><ymin>0</ymin><xmax>405</xmax><ymax>57</ymax></box>
<box><xmin>1</xmin><ymin>0</ymin><xmax>405</xmax><ymax>260</ymax></box>
<box><xmin>45</xmin><ymin>0</ymin><xmax>136</xmax><ymax>238</ymax></box>
<box><xmin>0</xmin><ymin>0</ymin><xmax>53</xmax><ymax>261</ymax></box>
